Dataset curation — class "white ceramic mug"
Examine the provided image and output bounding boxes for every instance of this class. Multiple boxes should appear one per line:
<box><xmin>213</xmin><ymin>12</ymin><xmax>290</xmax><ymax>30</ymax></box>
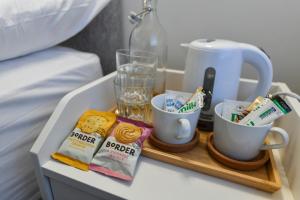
<box><xmin>213</xmin><ymin>102</ymin><xmax>289</xmax><ymax>161</ymax></box>
<box><xmin>151</xmin><ymin>94</ymin><xmax>201</xmax><ymax>144</ymax></box>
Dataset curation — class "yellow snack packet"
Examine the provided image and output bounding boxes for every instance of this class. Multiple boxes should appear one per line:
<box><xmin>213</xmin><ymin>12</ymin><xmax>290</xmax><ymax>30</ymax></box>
<box><xmin>51</xmin><ymin>110</ymin><xmax>116</xmax><ymax>171</ymax></box>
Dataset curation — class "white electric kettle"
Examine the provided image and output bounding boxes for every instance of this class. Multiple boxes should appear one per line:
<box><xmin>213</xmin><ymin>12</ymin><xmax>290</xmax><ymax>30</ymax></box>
<box><xmin>182</xmin><ymin>39</ymin><xmax>273</xmax><ymax>130</ymax></box>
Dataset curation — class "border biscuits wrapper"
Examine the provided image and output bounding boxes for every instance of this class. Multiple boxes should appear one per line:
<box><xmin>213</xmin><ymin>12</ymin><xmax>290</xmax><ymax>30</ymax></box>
<box><xmin>90</xmin><ymin>117</ymin><xmax>153</xmax><ymax>181</ymax></box>
<box><xmin>51</xmin><ymin>110</ymin><xmax>116</xmax><ymax>171</ymax></box>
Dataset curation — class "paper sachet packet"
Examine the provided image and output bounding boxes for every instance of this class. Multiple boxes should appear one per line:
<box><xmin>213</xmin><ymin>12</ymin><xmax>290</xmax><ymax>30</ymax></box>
<box><xmin>164</xmin><ymin>93</ymin><xmax>177</xmax><ymax>112</ymax></box>
<box><xmin>90</xmin><ymin>117</ymin><xmax>153</xmax><ymax>181</ymax></box>
<box><xmin>51</xmin><ymin>110</ymin><xmax>116</xmax><ymax>171</ymax></box>
<box><xmin>164</xmin><ymin>90</ymin><xmax>191</xmax><ymax>112</ymax></box>
<box><xmin>222</xmin><ymin>97</ymin><xmax>270</xmax><ymax>123</ymax></box>
<box><xmin>177</xmin><ymin>87</ymin><xmax>205</xmax><ymax>113</ymax></box>
<box><xmin>239</xmin><ymin>96</ymin><xmax>291</xmax><ymax>126</ymax></box>
<box><xmin>242</xmin><ymin>96</ymin><xmax>266</xmax><ymax>116</ymax></box>
<box><xmin>222</xmin><ymin>100</ymin><xmax>250</xmax><ymax>122</ymax></box>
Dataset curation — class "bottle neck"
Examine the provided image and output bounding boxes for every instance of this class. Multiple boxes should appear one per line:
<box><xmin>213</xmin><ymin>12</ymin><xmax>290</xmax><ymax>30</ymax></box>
<box><xmin>143</xmin><ymin>0</ymin><xmax>157</xmax><ymax>12</ymax></box>
<box><xmin>142</xmin><ymin>0</ymin><xmax>158</xmax><ymax>19</ymax></box>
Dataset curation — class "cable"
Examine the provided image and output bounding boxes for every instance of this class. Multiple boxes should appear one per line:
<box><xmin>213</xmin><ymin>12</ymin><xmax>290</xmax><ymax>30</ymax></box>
<box><xmin>271</xmin><ymin>92</ymin><xmax>300</xmax><ymax>101</ymax></box>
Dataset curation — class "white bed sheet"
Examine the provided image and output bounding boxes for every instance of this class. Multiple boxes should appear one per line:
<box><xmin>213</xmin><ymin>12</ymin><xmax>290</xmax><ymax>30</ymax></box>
<box><xmin>0</xmin><ymin>46</ymin><xmax>103</xmax><ymax>200</ymax></box>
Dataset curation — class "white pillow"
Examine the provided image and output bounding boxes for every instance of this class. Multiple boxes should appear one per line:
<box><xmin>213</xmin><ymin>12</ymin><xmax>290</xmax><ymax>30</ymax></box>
<box><xmin>0</xmin><ymin>0</ymin><xmax>110</xmax><ymax>61</ymax></box>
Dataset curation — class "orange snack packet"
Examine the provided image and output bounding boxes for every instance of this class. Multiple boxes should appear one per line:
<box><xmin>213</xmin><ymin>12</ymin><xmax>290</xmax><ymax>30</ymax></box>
<box><xmin>51</xmin><ymin>110</ymin><xmax>116</xmax><ymax>171</ymax></box>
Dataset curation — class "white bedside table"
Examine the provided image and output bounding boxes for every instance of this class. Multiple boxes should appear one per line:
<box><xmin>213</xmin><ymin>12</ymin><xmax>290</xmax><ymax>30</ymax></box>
<box><xmin>31</xmin><ymin>70</ymin><xmax>299</xmax><ymax>200</ymax></box>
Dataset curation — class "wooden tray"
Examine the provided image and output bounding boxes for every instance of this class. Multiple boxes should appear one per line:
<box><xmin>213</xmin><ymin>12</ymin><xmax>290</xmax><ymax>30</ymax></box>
<box><xmin>142</xmin><ymin>129</ymin><xmax>281</xmax><ymax>193</ymax></box>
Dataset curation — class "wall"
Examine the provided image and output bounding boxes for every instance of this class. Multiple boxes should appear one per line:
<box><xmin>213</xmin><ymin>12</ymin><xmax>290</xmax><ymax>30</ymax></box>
<box><xmin>64</xmin><ymin>0</ymin><xmax>122</xmax><ymax>75</ymax></box>
<box><xmin>121</xmin><ymin>0</ymin><xmax>300</xmax><ymax>93</ymax></box>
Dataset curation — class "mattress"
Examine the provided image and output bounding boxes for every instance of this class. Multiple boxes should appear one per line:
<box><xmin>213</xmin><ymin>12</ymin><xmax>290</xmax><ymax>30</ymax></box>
<box><xmin>0</xmin><ymin>46</ymin><xmax>103</xmax><ymax>200</ymax></box>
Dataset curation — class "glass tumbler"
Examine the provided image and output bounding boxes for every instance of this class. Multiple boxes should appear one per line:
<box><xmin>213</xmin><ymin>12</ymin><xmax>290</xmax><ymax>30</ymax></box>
<box><xmin>114</xmin><ymin>49</ymin><xmax>158</xmax><ymax>122</ymax></box>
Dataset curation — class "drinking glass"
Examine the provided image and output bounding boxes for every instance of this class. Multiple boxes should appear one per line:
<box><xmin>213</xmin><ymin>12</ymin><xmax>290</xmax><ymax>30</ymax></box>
<box><xmin>114</xmin><ymin>49</ymin><xmax>158</xmax><ymax>122</ymax></box>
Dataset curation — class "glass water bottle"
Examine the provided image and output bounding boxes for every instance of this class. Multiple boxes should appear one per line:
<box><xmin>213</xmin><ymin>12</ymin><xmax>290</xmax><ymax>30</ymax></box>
<box><xmin>129</xmin><ymin>0</ymin><xmax>168</xmax><ymax>94</ymax></box>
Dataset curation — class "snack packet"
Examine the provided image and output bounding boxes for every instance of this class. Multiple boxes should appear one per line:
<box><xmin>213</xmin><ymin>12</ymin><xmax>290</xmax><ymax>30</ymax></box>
<box><xmin>51</xmin><ymin>110</ymin><xmax>116</xmax><ymax>171</ymax></box>
<box><xmin>177</xmin><ymin>87</ymin><xmax>205</xmax><ymax>113</ymax></box>
<box><xmin>90</xmin><ymin>117</ymin><xmax>153</xmax><ymax>181</ymax></box>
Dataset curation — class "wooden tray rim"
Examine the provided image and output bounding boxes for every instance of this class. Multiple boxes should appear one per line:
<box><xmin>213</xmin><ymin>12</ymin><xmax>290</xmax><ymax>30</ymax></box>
<box><xmin>110</xmin><ymin>107</ymin><xmax>281</xmax><ymax>192</ymax></box>
<box><xmin>142</xmin><ymin>134</ymin><xmax>281</xmax><ymax>193</ymax></box>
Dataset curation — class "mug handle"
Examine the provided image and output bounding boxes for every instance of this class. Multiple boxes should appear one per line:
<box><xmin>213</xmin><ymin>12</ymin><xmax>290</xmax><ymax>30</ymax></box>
<box><xmin>260</xmin><ymin>127</ymin><xmax>289</xmax><ymax>150</ymax></box>
<box><xmin>175</xmin><ymin>119</ymin><xmax>191</xmax><ymax>139</ymax></box>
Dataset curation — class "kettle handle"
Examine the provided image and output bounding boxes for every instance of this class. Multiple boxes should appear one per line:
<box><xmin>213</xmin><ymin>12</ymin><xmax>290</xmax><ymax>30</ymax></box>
<box><xmin>241</xmin><ymin>43</ymin><xmax>273</xmax><ymax>101</ymax></box>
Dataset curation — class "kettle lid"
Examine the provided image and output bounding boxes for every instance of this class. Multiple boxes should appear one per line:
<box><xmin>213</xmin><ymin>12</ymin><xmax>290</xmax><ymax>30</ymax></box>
<box><xmin>189</xmin><ymin>39</ymin><xmax>240</xmax><ymax>51</ymax></box>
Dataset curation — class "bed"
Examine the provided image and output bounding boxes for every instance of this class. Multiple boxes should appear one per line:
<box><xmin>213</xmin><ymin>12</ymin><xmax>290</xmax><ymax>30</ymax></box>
<box><xmin>0</xmin><ymin>0</ymin><xmax>121</xmax><ymax>199</ymax></box>
<box><xmin>0</xmin><ymin>46</ymin><xmax>103</xmax><ymax>200</ymax></box>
